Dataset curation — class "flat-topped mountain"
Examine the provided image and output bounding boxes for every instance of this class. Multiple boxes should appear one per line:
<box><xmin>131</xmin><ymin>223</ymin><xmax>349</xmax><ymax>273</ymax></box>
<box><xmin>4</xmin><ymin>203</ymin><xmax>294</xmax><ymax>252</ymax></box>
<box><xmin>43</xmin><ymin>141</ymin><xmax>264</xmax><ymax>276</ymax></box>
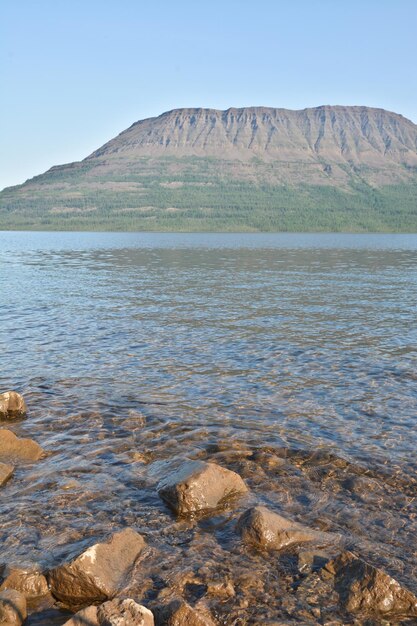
<box><xmin>1</xmin><ymin>106</ymin><xmax>417</xmax><ymax>231</ymax></box>
<box><xmin>89</xmin><ymin>106</ymin><xmax>417</xmax><ymax>169</ymax></box>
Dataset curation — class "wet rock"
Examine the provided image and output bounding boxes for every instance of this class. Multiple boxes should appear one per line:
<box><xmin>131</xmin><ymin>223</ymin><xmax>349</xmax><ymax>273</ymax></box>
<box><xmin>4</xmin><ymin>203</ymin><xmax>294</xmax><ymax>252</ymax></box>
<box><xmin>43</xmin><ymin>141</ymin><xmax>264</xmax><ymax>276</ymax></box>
<box><xmin>158</xmin><ymin>600</ymin><xmax>216</xmax><ymax>626</ymax></box>
<box><xmin>0</xmin><ymin>429</ymin><xmax>44</xmax><ymax>463</ymax></box>
<box><xmin>131</xmin><ymin>451</ymin><xmax>152</xmax><ymax>464</ymax></box>
<box><xmin>0</xmin><ymin>563</ymin><xmax>49</xmax><ymax>598</ymax></box>
<box><xmin>62</xmin><ymin>479</ymin><xmax>81</xmax><ymax>491</ymax></box>
<box><xmin>0</xmin><ymin>589</ymin><xmax>27</xmax><ymax>625</ymax></box>
<box><xmin>237</xmin><ymin>506</ymin><xmax>332</xmax><ymax>550</ymax></box>
<box><xmin>298</xmin><ymin>549</ymin><xmax>332</xmax><ymax>574</ymax></box>
<box><xmin>62</xmin><ymin>605</ymin><xmax>99</xmax><ymax>626</ymax></box>
<box><xmin>158</xmin><ymin>460</ymin><xmax>248</xmax><ymax>515</ymax></box>
<box><xmin>341</xmin><ymin>476</ymin><xmax>385</xmax><ymax>504</ymax></box>
<box><xmin>251</xmin><ymin>450</ymin><xmax>286</xmax><ymax>470</ymax></box>
<box><xmin>63</xmin><ymin>600</ymin><xmax>154</xmax><ymax>626</ymax></box>
<box><xmin>234</xmin><ymin>571</ymin><xmax>265</xmax><ymax>597</ymax></box>
<box><xmin>98</xmin><ymin>598</ymin><xmax>154</xmax><ymax>625</ymax></box>
<box><xmin>323</xmin><ymin>550</ymin><xmax>417</xmax><ymax>618</ymax></box>
<box><xmin>205</xmin><ymin>579</ymin><xmax>235</xmax><ymax>598</ymax></box>
<box><xmin>294</xmin><ymin>571</ymin><xmax>337</xmax><ymax>621</ymax></box>
<box><xmin>49</xmin><ymin>528</ymin><xmax>146</xmax><ymax>608</ymax></box>
<box><xmin>0</xmin><ymin>462</ymin><xmax>13</xmax><ymax>487</ymax></box>
<box><xmin>0</xmin><ymin>392</ymin><xmax>27</xmax><ymax>421</ymax></box>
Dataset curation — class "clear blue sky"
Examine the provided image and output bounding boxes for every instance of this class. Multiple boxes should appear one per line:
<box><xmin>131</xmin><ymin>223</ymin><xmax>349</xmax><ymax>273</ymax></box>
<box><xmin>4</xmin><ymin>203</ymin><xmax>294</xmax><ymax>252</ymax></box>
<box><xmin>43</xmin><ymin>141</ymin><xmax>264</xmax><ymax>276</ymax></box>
<box><xmin>1</xmin><ymin>0</ymin><xmax>417</xmax><ymax>190</ymax></box>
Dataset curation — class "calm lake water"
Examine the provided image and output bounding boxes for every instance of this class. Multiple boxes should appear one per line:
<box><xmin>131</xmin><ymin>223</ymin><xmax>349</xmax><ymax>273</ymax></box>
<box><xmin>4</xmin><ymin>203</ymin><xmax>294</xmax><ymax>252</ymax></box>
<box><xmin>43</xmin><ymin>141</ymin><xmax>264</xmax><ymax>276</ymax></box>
<box><xmin>1</xmin><ymin>231</ymin><xmax>417</xmax><ymax>624</ymax></box>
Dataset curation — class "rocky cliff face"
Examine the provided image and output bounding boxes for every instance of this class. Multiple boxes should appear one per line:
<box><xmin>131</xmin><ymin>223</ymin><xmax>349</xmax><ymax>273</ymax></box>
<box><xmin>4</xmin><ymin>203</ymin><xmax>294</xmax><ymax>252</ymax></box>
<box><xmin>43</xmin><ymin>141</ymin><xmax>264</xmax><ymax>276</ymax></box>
<box><xmin>88</xmin><ymin>106</ymin><xmax>417</xmax><ymax>169</ymax></box>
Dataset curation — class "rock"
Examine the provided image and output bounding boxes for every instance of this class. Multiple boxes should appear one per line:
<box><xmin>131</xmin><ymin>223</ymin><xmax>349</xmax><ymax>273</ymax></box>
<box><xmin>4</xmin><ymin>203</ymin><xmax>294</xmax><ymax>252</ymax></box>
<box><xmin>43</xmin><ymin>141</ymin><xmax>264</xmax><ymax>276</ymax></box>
<box><xmin>0</xmin><ymin>429</ymin><xmax>44</xmax><ymax>463</ymax></box>
<box><xmin>0</xmin><ymin>462</ymin><xmax>13</xmax><ymax>487</ymax></box>
<box><xmin>131</xmin><ymin>452</ymin><xmax>152</xmax><ymax>464</ymax></box>
<box><xmin>237</xmin><ymin>506</ymin><xmax>332</xmax><ymax>550</ymax></box>
<box><xmin>205</xmin><ymin>579</ymin><xmax>235</xmax><ymax>598</ymax></box>
<box><xmin>158</xmin><ymin>600</ymin><xmax>215</xmax><ymax>626</ymax></box>
<box><xmin>294</xmin><ymin>570</ymin><xmax>336</xmax><ymax>616</ymax></box>
<box><xmin>0</xmin><ymin>392</ymin><xmax>27</xmax><ymax>421</ymax></box>
<box><xmin>252</xmin><ymin>450</ymin><xmax>286</xmax><ymax>470</ymax></box>
<box><xmin>48</xmin><ymin>528</ymin><xmax>146</xmax><ymax>608</ymax></box>
<box><xmin>298</xmin><ymin>549</ymin><xmax>332</xmax><ymax>574</ymax></box>
<box><xmin>0</xmin><ymin>589</ymin><xmax>27</xmax><ymax>625</ymax></box>
<box><xmin>0</xmin><ymin>563</ymin><xmax>49</xmax><ymax>599</ymax></box>
<box><xmin>341</xmin><ymin>475</ymin><xmax>386</xmax><ymax>504</ymax></box>
<box><xmin>323</xmin><ymin>551</ymin><xmax>417</xmax><ymax>618</ymax></box>
<box><xmin>158</xmin><ymin>460</ymin><xmax>248</xmax><ymax>515</ymax></box>
<box><xmin>63</xmin><ymin>600</ymin><xmax>154</xmax><ymax>626</ymax></box>
<box><xmin>98</xmin><ymin>598</ymin><xmax>154</xmax><ymax>625</ymax></box>
<box><xmin>62</xmin><ymin>606</ymin><xmax>99</xmax><ymax>626</ymax></box>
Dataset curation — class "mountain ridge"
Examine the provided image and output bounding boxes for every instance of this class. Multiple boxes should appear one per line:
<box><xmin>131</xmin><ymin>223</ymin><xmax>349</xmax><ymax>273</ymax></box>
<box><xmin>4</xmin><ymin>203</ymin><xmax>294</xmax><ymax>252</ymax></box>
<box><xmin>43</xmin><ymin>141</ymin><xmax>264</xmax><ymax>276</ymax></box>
<box><xmin>85</xmin><ymin>105</ymin><xmax>417</xmax><ymax>174</ymax></box>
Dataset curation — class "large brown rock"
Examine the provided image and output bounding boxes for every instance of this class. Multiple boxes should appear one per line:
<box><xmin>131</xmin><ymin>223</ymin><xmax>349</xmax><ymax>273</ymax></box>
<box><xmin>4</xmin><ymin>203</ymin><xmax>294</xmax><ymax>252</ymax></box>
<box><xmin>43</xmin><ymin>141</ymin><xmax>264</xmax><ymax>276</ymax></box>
<box><xmin>323</xmin><ymin>551</ymin><xmax>417</xmax><ymax>618</ymax></box>
<box><xmin>158</xmin><ymin>600</ymin><xmax>215</xmax><ymax>626</ymax></box>
<box><xmin>0</xmin><ymin>589</ymin><xmax>27</xmax><ymax>626</ymax></box>
<box><xmin>63</xmin><ymin>600</ymin><xmax>154</xmax><ymax>626</ymax></box>
<box><xmin>0</xmin><ymin>429</ymin><xmax>44</xmax><ymax>463</ymax></box>
<box><xmin>48</xmin><ymin>529</ymin><xmax>146</xmax><ymax>608</ymax></box>
<box><xmin>158</xmin><ymin>460</ymin><xmax>248</xmax><ymax>515</ymax></box>
<box><xmin>0</xmin><ymin>392</ymin><xmax>27</xmax><ymax>421</ymax></box>
<box><xmin>0</xmin><ymin>462</ymin><xmax>13</xmax><ymax>487</ymax></box>
<box><xmin>237</xmin><ymin>506</ymin><xmax>331</xmax><ymax>550</ymax></box>
<box><xmin>0</xmin><ymin>563</ymin><xmax>49</xmax><ymax>599</ymax></box>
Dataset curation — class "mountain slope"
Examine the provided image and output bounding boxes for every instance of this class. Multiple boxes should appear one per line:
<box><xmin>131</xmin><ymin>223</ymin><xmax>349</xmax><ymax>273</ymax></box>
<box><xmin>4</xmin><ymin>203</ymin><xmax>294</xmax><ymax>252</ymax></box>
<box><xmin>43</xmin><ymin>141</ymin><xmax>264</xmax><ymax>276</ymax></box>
<box><xmin>1</xmin><ymin>106</ymin><xmax>417</xmax><ymax>231</ymax></box>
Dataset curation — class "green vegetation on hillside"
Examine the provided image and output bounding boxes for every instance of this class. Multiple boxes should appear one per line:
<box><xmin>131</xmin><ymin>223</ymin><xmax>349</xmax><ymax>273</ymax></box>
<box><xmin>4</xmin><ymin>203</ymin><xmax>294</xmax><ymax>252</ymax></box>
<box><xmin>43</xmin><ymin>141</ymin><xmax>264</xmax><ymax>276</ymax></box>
<box><xmin>1</xmin><ymin>156</ymin><xmax>416</xmax><ymax>231</ymax></box>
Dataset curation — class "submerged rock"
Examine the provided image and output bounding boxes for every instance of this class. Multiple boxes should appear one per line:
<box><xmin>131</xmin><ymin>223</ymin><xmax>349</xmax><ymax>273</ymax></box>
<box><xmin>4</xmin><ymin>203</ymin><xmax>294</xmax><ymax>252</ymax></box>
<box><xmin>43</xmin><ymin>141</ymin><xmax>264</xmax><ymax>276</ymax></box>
<box><xmin>48</xmin><ymin>528</ymin><xmax>146</xmax><ymax>608</ymax></box>
<box><xmin>158</xmin><ymin>460</ymin><xmax>248</xmax><ymax>515</ymax></box>
<box><xmin>0</xmin><ymin>429</ymin><xmax>44</xmax><ymax>463</ymax></box>
<box><xmin>323</xmin><ymin>550</ymin><xmax>417</xmax><ymax>618</ymax></box>
<box><xmin>0</xmin><ymin>588</ymin><xmax>27</xmax><ymax>626</ymax></box>
<box><xmin>158</xmin><ymin>600</ymin><xmax>216</xmax><ymax>626</ymax></box>
<box><xmin>237</xmin><ymin>506</ymin><xmax>332</xmax><ymax>550</ymax></box>
<box><xmin>0</xmin><ymin>462</ymin><xmax>14</xmax><ymax>487</ymax></box>
<box><xmin>341</xmin><ymin>475</ymin><xmax>386</xmax><ymax>504</ymax></box>
<box><xmin>205</xmin><ymin>579</ymin><xmax>235</xmax><ymax>598</ymax></box>
<box><xmin>0</xmin><ymin>392</ymin><xmax>27</xmax><ymax>421</ymax></box>
<box><xmin>293</xmin><ymin>570</ymin><xmax>337</xmax><ymax>621</ymax></box>
<box><xmin>0</xmin><ymin>563</ymin><xmax>49</xmax><ymax>599</ymax></box>
<box><xmin>297</xmin><ymin>549</ymin><xmax>332</xmax><ymax>574</ymax></box>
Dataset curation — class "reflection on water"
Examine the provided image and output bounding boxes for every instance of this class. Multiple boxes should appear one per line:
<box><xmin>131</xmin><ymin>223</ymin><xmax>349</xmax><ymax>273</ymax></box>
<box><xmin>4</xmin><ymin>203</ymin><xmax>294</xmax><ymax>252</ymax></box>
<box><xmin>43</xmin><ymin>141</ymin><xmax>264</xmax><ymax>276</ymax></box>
<box><xmin>0</xmin><ymin>232</ymin><xmax>416</xmax><ymax>624</ymax></box>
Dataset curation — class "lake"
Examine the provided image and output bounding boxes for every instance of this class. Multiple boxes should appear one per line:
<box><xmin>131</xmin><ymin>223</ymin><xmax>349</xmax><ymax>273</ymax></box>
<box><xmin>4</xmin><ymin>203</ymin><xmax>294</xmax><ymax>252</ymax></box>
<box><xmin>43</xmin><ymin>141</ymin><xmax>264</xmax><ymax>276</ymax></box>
<box><xmin>1</xmin><ymin>231</ymin><xmax>416</xmax><ymax>624</ymax></box>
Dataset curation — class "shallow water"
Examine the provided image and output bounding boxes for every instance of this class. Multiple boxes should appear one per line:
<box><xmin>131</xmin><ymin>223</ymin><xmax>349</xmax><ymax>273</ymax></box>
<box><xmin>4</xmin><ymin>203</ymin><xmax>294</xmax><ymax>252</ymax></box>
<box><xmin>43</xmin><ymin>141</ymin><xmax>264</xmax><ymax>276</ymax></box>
<box><xmin>1</xmin><ymin>232</ymin><xmax>417</xmax><ymax>624</ymax></box>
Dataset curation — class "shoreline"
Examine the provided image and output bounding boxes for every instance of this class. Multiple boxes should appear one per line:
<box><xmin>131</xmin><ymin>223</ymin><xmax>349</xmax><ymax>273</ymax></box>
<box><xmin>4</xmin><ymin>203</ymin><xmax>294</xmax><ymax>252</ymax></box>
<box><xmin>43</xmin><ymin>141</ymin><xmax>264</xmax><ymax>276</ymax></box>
<box><xmin>1</xmin><ymin>391</ymin><xmax>417</xmax><ymax>625</ymax></box>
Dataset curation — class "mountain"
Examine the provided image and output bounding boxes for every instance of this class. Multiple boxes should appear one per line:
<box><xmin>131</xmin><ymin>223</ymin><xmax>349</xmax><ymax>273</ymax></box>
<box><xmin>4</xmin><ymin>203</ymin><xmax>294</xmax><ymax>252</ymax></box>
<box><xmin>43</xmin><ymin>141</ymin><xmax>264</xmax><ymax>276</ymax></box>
<box><xmin>1</xmin><ymin>106</ymin><xmax>417</xmax><ymax>231</ymax></box>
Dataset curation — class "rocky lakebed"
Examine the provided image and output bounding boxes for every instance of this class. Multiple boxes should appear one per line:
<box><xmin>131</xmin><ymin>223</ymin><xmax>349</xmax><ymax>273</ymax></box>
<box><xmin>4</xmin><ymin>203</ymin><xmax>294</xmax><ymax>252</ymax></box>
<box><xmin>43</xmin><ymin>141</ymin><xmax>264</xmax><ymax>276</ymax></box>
<box><xmin>0</xmin><ymin>390</ymin><xmax>416</xmax><ymax>626</ymax></box>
